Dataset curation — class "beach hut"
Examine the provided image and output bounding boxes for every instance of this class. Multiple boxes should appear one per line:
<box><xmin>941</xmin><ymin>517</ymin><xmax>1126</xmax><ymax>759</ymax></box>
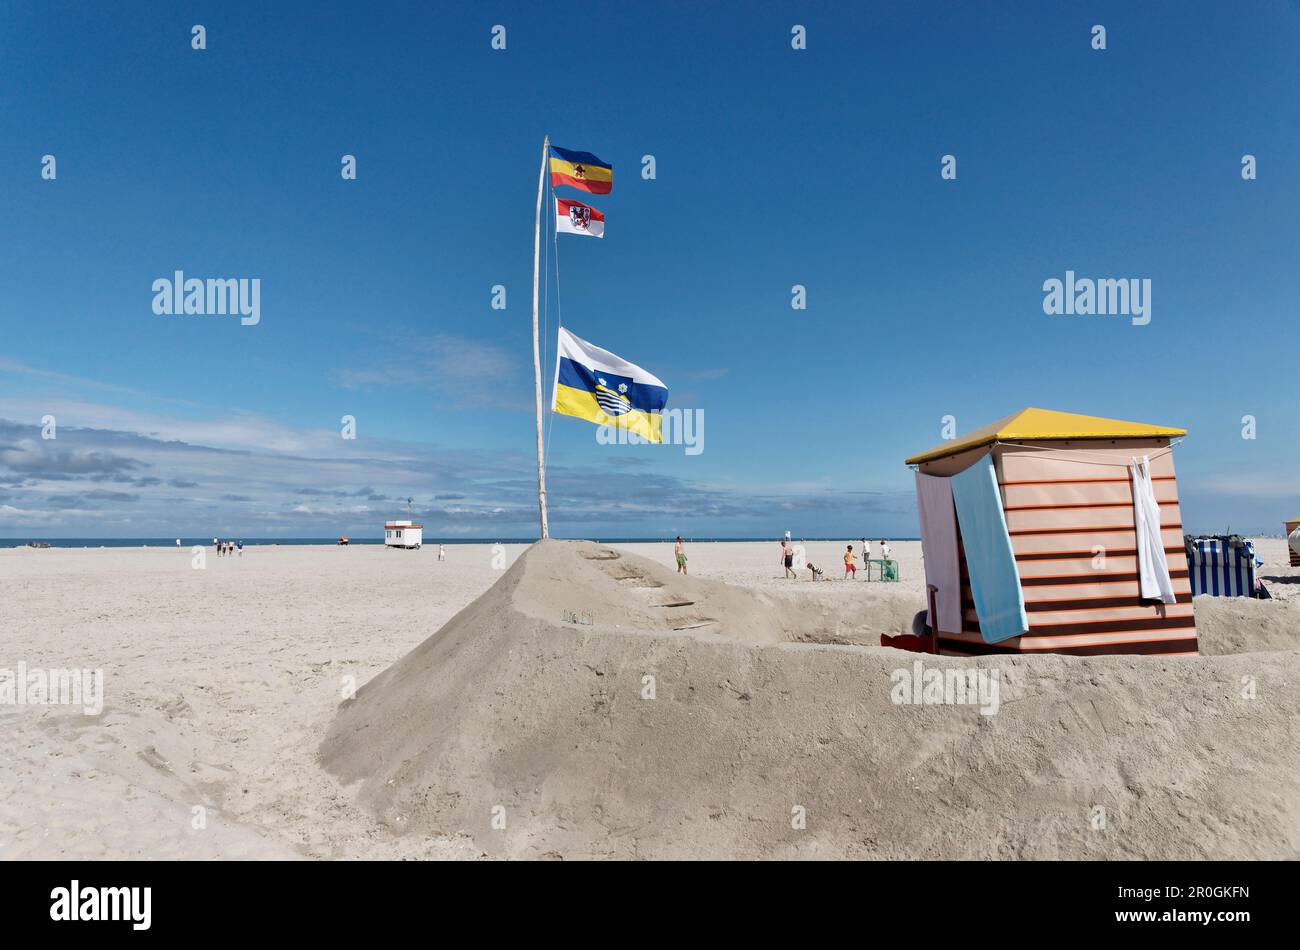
<box><xmin>906</xmin><ymin>408</ymin><xmax>1197</xmax><ymax>657</ymax></box>
<box><xmin>1286</xmin><ymin>518</ymin><xmax>1300</xmax><ymax>567</ymax></box>
<box><xmin>384</xmin><ymin>520</ymin><xmax>423</xmax><ymax>549</ymax></box>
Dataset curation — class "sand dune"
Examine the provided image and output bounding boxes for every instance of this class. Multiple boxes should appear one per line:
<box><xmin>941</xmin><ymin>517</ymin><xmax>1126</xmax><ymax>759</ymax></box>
<box><xmin>323</xmin><ymin>540</ymin><xmax>1300</xmax><ymax>859</ymax></box>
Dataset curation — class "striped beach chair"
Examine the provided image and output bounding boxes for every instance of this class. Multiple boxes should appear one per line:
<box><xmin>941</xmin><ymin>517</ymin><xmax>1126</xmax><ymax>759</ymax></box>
<box><xmin>1185</xmin><ymin>536</ymin><xmax>1258</xmax><ymax>597</ymax></box>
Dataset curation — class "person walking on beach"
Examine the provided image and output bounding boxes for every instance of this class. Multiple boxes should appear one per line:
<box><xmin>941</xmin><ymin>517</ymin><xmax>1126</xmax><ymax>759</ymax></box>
<box><xmin>438</xmin><ymin>544</ymin><xmax>446</xmax><ymax>562</ymax></box>
<box><xmin>781</xmin><ymin>539</ymin><xmax>796</xmax><ymax>579</ymax></box>
<box><xmin>236</xmin><ymin>540</ymin><xmax>243</xmax><ymax>556</ymax></box>
<box><xmin>674</xmin><ymin>536</ymin><xmax>688</xmax><ymax>574</ymax></box>
<box><xmin>844</xmin><ymin>544</ymin><xmax>857</xmax><ymax>579</ymax></box>
<box><xmin>881</xmin><ymin>539</ymin><xmax>892</xmax><ymax>561</ymax></box>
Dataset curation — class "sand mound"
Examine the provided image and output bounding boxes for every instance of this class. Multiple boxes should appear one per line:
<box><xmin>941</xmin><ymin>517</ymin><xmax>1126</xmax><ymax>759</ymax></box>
<box><xmin>321</xmin><ymin>540</ymin><xmax>1300</xmax><ymax>859</ymax></box>
<box><xmin>1194</xmin><ymin>593</ymin><xmax>1300</xmax><ymax>655</ymax></box>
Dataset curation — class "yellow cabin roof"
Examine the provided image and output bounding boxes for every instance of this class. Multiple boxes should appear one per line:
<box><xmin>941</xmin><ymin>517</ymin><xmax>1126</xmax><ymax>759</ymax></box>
<box><xmin>905</xmin><ymin>408</ymin><xmax>1186</xmax><ymax>465</ymax></box>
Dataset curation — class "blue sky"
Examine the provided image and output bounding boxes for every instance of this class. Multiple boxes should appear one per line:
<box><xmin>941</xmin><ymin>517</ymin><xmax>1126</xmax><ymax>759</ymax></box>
<box><xmin>2</xmin><ymin>0</ymin><xmax>1298</xmax><ymax>539</ymax></box>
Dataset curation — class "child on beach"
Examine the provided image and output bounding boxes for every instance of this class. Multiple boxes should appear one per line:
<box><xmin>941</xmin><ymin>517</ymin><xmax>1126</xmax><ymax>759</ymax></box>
<box><xmin>674</xmin><ymin>536</ymin><xmax>687</xmax><ymax>574</ymax></box>
<box><xmin>805</xmin><ymin>561</ymin><xmax>825</xmax><ymax>580</ymax></box>
<box><xmin>844</xmin><ymin>544</ymin><xmax>857</xmax><ymax>578</ymax></box>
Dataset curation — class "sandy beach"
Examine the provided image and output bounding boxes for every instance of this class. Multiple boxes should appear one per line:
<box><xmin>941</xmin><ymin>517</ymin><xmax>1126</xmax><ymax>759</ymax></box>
<box><xmin>2</xmin><ymin>538</ymin><xmax>1297</xmax><ymax>860</ymax></box>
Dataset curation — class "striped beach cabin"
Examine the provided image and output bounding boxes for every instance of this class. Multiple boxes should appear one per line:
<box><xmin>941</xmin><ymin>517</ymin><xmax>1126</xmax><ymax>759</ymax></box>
<box><xmin>1286</xmin><ymin>518</ymin><xmax>1300</xmax><ymax>567</ymax></box>
<box><xmin>907</xmin><ymin>408</ymin><xmax>1198</xmax><ymax>657</ymax></box>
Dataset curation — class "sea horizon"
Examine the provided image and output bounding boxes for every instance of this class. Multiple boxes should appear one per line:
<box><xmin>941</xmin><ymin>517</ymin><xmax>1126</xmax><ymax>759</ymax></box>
<box><xmin>3</xmin><ymin>536</ymin><xmax>925</xmax><ymax>548</ymax></box>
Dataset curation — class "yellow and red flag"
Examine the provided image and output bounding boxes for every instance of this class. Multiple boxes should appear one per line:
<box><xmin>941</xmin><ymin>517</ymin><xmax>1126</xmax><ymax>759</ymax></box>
<box><xmin>549</xmin><ymin>145</ymin><xmax>612</xmax><ymax>195</ymax></box>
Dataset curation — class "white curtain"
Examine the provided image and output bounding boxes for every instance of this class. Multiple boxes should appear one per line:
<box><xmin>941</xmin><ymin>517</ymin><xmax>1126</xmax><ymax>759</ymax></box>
<box><xmin>1130</xmin><ymin>456</ymin><xmax>1176</xmax><ymax>604</ymax></box>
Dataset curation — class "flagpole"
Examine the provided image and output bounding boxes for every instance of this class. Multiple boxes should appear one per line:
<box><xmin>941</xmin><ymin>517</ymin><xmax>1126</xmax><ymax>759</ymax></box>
<box><xmin>531</xmin><ymin>135</ymin><xmax>551</xmax><ymax>539</ymax></box>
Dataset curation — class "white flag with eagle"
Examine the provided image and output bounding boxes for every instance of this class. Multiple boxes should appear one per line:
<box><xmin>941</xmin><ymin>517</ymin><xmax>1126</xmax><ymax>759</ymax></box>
<box><xmin>555</xmin><ymin>197</ymin><xmax>605</xmax><ymax>238</ymax></box>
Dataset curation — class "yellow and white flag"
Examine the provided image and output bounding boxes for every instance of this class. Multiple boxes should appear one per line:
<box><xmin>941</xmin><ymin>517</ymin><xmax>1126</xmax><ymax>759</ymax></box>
<box><xmin>552</xmin><ymin>327</ymin><xmax>668</xmax><ymax>443</ymax></box>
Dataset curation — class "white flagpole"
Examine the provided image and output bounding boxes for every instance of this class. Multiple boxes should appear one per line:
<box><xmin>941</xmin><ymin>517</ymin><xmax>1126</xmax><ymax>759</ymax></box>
<box><xmin>531</xmin><ymin>135</ymin><xmax>551</xmax><ymax>539</ymax></box>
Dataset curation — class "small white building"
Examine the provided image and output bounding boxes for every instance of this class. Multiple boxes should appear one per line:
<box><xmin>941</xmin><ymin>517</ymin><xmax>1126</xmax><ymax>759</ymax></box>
<box><xmin>384</xmin><ymin>520</ymin><xmax>423</xmax><ymax>549</ymax></box>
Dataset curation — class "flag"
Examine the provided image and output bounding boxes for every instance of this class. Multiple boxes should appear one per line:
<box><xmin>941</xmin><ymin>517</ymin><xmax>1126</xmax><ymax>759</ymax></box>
<box><xmin>549</xmin><ymin>145</ymin><xmax>612</xmax><ymax>195</ymax></box>
<box><xmin>552</xmin><ymin>327</ymin><xmax>668</xmax><ymax>443</ymax></box>
<box><xmin>556</xmin><ymin>197</ymin><xmax>605</xmax><ymax>238</ymax></box>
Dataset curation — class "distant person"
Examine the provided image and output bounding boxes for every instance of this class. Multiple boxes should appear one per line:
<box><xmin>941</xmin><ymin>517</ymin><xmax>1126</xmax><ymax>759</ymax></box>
<box><xmin>236</xmin><ymin>540</ymin><xmax>243</xmax><ymax>556</ymax></box>
<box><xmin>674</xmin><ymin>536</ymin><xmax>687</xmax><ymax>574</ymax></box>
<box><xmin>781</xmin><ymin>539</ymin><xmax>796</xmax><ymax>579</ymax></box>
<box><xmin>844</xmin><ymin>544</ymin><xmax>857</xmax><ymax>579</ymax></box>
<box><xmin>881</xmin><ymin>539</ymin><xmax>892</xmax><ymax>561</ymax></box>
<box><xmin>863</xmin><ymin>538</ymin><xmax>872</xmax><ymax>563</ymax></box>
<box><xmin>438</xmin><ymin>544</ymin><xmax>446</xmax><ymax>562</ymax></box>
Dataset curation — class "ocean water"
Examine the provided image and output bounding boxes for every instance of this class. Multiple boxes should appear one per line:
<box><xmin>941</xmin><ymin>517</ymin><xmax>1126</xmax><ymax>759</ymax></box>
<box><xmin>5</xmin><ymin>537</ymin><xmax>478</xmax><ymax>548</ymax></box>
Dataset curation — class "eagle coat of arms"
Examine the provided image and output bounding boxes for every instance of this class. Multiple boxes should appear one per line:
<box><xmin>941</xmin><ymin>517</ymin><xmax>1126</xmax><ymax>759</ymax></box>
<box><xmin>569</xmin><ymin>204</ymin><xmax>592</xmax><ymax>230</ymax></box>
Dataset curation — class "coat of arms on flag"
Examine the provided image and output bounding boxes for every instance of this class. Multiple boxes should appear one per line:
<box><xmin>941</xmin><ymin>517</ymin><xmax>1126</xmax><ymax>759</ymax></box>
<box><xmin>555</xmin><ymin>197</ymin><xmax>605</xmax><ymax>238</ymax></box>
<box><xmin>551</xmin><ymin>327</ymin><xmax>668</xmax><ymax>442</ymax></box>
<box><xmin>548</xmin><ymin>145</ymin><xmax>613</xmax><ymax>195</ymax></box>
